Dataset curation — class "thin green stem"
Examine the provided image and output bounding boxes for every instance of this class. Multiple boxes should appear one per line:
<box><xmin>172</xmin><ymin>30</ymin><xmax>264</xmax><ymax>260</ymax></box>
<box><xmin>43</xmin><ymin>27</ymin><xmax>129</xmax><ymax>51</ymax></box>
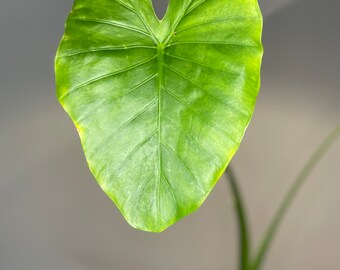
<box><xmin>226</xmin><ymin>166</ymin><xmax>251</xmax><ymax>270</ymax></box>
<box><xmin>250</xmin><ymin>126</ymin><xmax>340</xmax><ymax>270</ymax></box>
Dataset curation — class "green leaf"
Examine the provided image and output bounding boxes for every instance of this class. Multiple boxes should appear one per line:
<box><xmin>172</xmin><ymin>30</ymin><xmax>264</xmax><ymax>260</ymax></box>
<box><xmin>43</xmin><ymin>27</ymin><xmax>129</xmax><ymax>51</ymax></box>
<box><xmin>55</xmin><ymin>0</ymin><xmax>263</xmax><ymax>232</ymax></box>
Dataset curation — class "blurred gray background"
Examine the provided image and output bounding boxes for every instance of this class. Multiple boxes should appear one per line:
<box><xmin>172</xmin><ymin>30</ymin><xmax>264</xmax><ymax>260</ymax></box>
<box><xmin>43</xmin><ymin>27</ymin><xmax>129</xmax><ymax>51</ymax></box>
<box><xmin>0</xmin><ymin>0</ymin><xmax>339</xmax><ymax>269</ymax></box>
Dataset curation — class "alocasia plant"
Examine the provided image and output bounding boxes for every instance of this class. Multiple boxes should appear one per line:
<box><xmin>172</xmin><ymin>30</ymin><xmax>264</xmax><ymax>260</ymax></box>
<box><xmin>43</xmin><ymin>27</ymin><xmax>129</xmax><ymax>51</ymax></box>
<box><xmin>55</xmin><ymin>0</ymin><xmax>263</xmax><ymax>232</ymax></box>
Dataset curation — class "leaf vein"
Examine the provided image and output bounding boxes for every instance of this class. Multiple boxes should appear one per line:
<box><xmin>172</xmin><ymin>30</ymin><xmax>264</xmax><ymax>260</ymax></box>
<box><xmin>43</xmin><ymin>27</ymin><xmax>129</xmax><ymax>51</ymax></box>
<box><xmin>111</xmin><ymin>0</ymin><xmax>135</xmax><ymax>13</ymax></box>
<box><xmin>185</xmin><ymin>0</ymin><xmax>209</xmax><ymax>16</ymax></box>
<box><xmin>60</xmin><ymin>55</ymin><xmax>157</xmax><ymax>100</ymax></box>
<box><xmin>165</xmin><ymin>53</ymin><xmax>246</xmax><ymax>78</ymax></box>
<box><xmin>163</xmin><ymin>85</ymin><xmax>187</xmax><ymax>106</ymax></box>
<box><xmin>77</xmin><ymin>73</ymin><xmax>158</xmax><ymax>124</ymax></box>
<box><xmin>164</xmin><ymin>64</ymin><xmax>232</xmax><ymax>108</ymax></box>
<box><xmin>126</xmin><ymin>0</ymin><xmax>158</xmax><ymax>44</ymax></box>
<box><xmin>70</xmin><ymin>18</ymin><xmax>152</xmax><ymax>38</ymax></box>
<box><xmin>106</xmin><ymin>129</ymin><xmax>158</xmax><ymax>192</ymax></box>
<box><xmin>161</xmin><ymin>142</ymin><xmax>204</xmax><ymax>193</ymax></box>
<box><xmin>163</xmin><ymin>115</ymin><xmax>219</xmax><ymax>163</ymax></box>
<box><xmin>176</xmin><ymin>16</ymin><xmax>258</xmax><ymax>33</ymax></box>
<box><xmin>163</xmin><ymin>85</ymin><xmax>238</xmax><ymax>144</ymax></box>
<box><xmin>161</xmin><ymin>171</ymin><xmax>179</xmax><ymax>215</ymax></box>
<box><xmin>89</xmin><ymin>98</ymin><xmax>157</xmax><ymax>161</ymax></box>
<box><xmin>167</xmin><ymin>41</ymin><xmax>257</xmax><ymax>48</ymax></box>
<box><xmin>119</xmin><ymin>98</ymin><xmax>158</xmax><ymax>130</ymax></box>
<box><xmin>59</xmin><ymin>45</ymin><xmax>156</xmax><ymax>58</ymax></box>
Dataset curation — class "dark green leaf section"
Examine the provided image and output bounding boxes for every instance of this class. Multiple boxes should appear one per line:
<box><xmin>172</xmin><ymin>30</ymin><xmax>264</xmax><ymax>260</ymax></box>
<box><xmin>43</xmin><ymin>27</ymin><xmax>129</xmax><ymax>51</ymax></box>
<box><xmin>55</xmin><ymin>0</ymin><xmax>263</xmax><ymax>232</ymax></box>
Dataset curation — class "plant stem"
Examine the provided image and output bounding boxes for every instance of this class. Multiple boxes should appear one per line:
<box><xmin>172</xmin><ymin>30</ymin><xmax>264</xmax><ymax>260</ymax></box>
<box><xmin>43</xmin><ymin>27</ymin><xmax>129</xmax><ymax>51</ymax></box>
<box><xmin>250</xmin><ymin>126</ymin><xmax>340</xmax><ymax>270</ymax></box>
<box><xmin>226</xmin><ymin>166</ymin><xmax>251</xmax><ymax>270</ymax></box>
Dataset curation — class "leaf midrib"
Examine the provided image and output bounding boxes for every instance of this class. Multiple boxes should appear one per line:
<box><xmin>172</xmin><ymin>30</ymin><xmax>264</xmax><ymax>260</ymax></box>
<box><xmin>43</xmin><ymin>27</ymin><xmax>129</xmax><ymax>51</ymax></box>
<box><xmin>121</xmin><ymin>1</ymin><xmax>194</xmax><ymax>225</ymax></box>
<box><xmin>129</xmin><ymin>0</ymin><xmax>208</xmax><ymax>225</ymax></box>
<box><xmin>95</xmin><ymin>0</ymin><xmax>236</xmax><ymax>226</ymax></box>
<box><xmin>156</xmin><ymin>45</ymin><xmax>165</xmax><ymax>226</ymax></box>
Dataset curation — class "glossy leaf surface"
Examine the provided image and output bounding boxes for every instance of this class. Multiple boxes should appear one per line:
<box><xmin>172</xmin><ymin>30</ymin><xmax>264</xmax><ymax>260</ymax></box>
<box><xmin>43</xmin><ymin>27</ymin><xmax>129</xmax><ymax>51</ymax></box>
<box><xmin>55</xmin><ymin>0</ymin><xmax>263</xmax><ymax>232</ymax></box>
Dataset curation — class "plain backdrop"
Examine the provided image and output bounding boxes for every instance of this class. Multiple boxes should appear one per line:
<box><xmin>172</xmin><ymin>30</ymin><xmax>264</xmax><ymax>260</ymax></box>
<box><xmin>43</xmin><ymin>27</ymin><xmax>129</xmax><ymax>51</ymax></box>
<box><xmin>0</xmin><ymin>0</ymin><xmax>339</xmax><ymax>269</ymax></box>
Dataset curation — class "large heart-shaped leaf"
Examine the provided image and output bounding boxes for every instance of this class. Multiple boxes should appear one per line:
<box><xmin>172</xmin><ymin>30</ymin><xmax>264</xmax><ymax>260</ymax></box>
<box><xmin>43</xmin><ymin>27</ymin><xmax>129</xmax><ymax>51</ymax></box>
<box><xmin>55</xmin><ymin>0</ymin><xmax>263</xmax><ymax>232</ymax></box>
